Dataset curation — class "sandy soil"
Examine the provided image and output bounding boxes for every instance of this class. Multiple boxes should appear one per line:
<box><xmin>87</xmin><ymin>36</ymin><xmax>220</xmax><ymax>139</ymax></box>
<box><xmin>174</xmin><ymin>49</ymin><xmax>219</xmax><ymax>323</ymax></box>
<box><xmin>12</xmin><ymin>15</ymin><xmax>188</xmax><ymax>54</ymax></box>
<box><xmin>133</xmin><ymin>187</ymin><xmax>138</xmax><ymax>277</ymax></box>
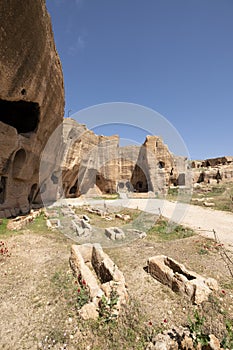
<box><xmin>1</xmin><ymin>210</ymin><xmax>233</xmax><ymax>349</ymax></box>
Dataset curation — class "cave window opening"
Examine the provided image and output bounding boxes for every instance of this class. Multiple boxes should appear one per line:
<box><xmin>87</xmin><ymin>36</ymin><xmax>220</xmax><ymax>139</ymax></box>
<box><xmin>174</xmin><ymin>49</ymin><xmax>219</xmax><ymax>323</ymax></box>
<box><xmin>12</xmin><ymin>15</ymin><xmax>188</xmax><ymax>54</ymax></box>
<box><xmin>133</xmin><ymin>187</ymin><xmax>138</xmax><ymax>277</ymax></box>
<box><xmin>0</xmin><ymin>99</ymin><xmax>40</xmax><ymax>134</ymax></box>
<box><xmin>12</xmin><ymin>149</ymin><xmax>27</xmax><ymax>179</ymax></box>
<box><xmin>197</xmin><ymin>172</ymin><xmax>205</xmax><ymax>183</ymax></box>
<box><xmin>69</xmin><ymin>186</ymin><xmax>77</xmax><ymax>194</ymax></box>
<box><xmin>158</xmin><ymin>161</ymin><xmax>165</xmax><ymax>169</ymax></box>
<box><xmin>51</xmin><ymin>173</ymin><xmax>58</xmax><ymax>184</ymax></box>
<box><xmin>0</xmin><ymin>176</ymin><xmax>6</xmax><ymax>204</ymax></box>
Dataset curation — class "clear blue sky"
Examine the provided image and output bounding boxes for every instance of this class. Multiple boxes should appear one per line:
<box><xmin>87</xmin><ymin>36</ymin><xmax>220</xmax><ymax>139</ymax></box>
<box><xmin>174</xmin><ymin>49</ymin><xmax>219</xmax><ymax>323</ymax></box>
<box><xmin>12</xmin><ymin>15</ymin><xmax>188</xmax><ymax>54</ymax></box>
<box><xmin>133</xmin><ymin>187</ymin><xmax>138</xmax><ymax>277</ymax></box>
<box><xmin>46</xmin><ymin>0</ymin><xmax>233</xmax><ymax>160</ymax></box>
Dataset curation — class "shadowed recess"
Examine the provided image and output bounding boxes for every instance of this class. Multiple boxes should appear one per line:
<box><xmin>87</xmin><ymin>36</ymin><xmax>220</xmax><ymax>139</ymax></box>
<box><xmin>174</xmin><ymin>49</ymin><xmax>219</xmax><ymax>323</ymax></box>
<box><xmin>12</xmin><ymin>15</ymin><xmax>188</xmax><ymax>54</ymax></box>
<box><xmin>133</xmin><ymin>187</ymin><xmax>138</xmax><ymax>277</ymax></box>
<box><xmin>0</xmin><ymin>99</ymin><xmax>40</xmax><ymax>133</ymax></box>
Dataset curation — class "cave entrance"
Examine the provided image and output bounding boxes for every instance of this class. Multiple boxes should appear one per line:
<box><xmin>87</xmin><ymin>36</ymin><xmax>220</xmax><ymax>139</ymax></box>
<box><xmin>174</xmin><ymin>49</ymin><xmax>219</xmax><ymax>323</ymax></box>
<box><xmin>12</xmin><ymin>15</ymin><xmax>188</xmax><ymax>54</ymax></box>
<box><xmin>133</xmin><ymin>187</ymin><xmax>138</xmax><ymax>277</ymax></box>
<box><xmin>96</xmin><ymin>173</ymin><xmax>114</xmax><ymax>194</ymax></box>
<box><xmin>131</xmin><ymin>164</ymin><xmax>148</xmax><ymax>193</ymax></box>
<box><xmin>197</xmin><ymin>172</ymin><xmax>205</xmax><ymax>183</ymax></box>
<box><xmin>0</xmin><ymin>99</ymin><xmax>40</xmax><ymax>134</ymax></box>
<box><xmin>69</xmin><ymin>180</ymin><xmax>78</xmax><ymax>196</ymax></box>
<box><xmin>0</xmin><ymin>176</ymin><xmax>6</xmax><ymax>205</ymax></box>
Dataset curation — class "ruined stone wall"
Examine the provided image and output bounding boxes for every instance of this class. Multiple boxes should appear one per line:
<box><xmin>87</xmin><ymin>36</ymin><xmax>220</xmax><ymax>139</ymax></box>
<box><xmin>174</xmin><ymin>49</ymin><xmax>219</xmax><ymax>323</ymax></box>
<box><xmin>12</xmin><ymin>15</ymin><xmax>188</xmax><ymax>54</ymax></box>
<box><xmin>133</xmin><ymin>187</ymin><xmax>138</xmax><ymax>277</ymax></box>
<box><xmin>0</xmin><ymin>0</ymin><xmax>64</xmax><ymax>217</ymax></box>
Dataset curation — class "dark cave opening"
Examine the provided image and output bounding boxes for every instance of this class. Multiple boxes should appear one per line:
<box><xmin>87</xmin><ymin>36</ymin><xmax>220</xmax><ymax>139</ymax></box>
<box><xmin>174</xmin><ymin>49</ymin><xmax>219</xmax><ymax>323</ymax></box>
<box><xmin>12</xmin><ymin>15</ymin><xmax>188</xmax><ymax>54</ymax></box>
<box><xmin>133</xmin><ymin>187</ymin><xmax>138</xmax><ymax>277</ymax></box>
<box><xmin>0</xmin><ymin>176</ymin><xmax>6</xmax><ymax>205</ymax></box>
<box><xmin>0</xmin><ymin>99</ymin><xmax>40</xmax><ymax>133</ymax></box>
<box><xmin>130</xmin><ymin>164</ymin><xmax>148</xmax><ymax>192</ymax></box>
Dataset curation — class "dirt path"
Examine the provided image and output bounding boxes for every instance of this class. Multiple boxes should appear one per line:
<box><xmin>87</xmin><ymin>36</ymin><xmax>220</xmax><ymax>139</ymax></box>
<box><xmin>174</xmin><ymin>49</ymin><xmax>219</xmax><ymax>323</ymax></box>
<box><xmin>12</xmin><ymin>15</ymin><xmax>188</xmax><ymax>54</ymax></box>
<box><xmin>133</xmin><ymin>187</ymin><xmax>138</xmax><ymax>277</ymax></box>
<box><xmin>59</xmin><ymin>198</ymin><xmax>233</xmax><ymax>249</ymax></box>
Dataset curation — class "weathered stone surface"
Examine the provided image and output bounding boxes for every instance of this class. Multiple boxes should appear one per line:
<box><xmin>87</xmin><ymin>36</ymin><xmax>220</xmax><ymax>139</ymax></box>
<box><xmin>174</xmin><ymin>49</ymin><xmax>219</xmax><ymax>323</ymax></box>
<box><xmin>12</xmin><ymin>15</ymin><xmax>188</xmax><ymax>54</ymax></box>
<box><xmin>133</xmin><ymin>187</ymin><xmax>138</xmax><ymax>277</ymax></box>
<box><xmin>147</xmin><ymin>255</ymin><xmax>218</xmax><ymax>304</ymax></box>
<box><xmin>47</xmin><ymin>119</ymin><xmax>190</xmax><ymax>201</ymax></box>
<box><xmin>70</xmin><ymin>245</ymin><xmax>104</xmax><ymax>300</ymax></box>
<box><xmin>208</xmin><ymin>334</ymin><xmax>221</xmax><ymax>350</ymax></box>
<box><xmin>0</xmin><ymin>0</ymin><xmax>64</xmax><ymax>217</ymax></box>
<box><xmin>146</xmin><ymin>327</ymin><xmax>222</xmax><ymax>350</ymax></box>
<box><xmin>127</xmin><ymin>228</ymin><xmax>147</xmax><ymax>239</ymax></box>
<box><xmin>192</xmin><ymin>156</ymin><xmax>233</xmax><ymax>185</ymax></box>
<box><xmin>7</xmin><ymin>209</ymin><xmax>41</xmax><ymax>230</ymax></box>
<box><xmin>79</xmin><ymin>303</ymin><xmax>99</xmax><ymax>321</ymax></box>
<box><xmin>105</xmin><ymin>227</ymin><xmax>126</xmax><ymax>240</ymax></box>
<box><xmin>70</xmin><ymin>244</ymin><xmax>128</xmax><ymax>320</ymax></box>
<box><xmin>46</xmin><ymin>218</ymin><xmax>61</xmax><ymax>230</ymax></box>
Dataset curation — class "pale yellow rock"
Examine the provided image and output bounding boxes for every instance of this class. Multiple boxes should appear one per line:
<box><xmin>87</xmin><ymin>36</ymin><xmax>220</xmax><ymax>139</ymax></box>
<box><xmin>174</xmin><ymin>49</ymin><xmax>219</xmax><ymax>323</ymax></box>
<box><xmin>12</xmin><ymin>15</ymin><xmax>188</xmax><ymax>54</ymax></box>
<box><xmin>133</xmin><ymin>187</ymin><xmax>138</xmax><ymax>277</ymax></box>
<box><xmin>79</xmin><ymin>303</ymin><xmax>99</xmax><ymax>321</ymax></box>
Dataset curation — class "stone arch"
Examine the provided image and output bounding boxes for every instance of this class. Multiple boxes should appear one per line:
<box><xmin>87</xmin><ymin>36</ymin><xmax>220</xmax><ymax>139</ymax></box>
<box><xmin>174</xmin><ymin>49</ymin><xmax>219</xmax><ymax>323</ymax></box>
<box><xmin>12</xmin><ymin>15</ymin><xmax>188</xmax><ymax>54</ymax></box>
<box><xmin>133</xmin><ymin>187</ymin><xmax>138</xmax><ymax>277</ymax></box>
<box><xmin>12</xmin><ymin>148</ymin><xmax>27</xmax><ymax>179</ymax></box>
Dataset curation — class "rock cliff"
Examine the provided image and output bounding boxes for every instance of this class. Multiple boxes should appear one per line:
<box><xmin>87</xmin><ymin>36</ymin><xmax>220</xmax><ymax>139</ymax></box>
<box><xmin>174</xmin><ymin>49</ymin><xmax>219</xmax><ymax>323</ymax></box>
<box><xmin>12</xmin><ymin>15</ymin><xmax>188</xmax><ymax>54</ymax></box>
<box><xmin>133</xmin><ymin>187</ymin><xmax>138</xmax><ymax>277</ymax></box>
<box><xmin>0</xmin><ymin>0</ymin><xmax>64</xmax><ymax>217</ymax></box>
<box><xmin>50</xmin><ymin>119</ymin><xmax>189</xmax><ymax>200</ymax></box>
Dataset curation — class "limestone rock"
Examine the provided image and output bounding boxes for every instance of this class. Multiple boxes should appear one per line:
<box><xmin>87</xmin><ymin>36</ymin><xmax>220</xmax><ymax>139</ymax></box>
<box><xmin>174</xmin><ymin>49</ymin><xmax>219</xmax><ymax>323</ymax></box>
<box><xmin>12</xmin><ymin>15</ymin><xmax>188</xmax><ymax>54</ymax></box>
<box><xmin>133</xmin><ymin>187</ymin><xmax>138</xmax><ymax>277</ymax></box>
<box><xmin>49</xmin><ymin>118</ymin><xmax>190</xmax><ymax>201</ymax></box>
<box><xmin>70</xmin><ymin>244</ymin><xmax>128</xmax><ymax>320</ymax></box>
<box><xmin>79</xmin><ymin>303</ymin><xmax>99</xmax><ymax>321</ymax></box>
<box><xmin>0</xmin><ymin>0</ymin><xmax>64</xmax><ymax>217</ymax></box>
<box><xmin>147</xmin><ymin>255</ymin><xmax>218</xmax><ymax>304</ymax></box>
<box><xmin>105</xmin><ymin>227</ymin><xmax>126</xmax><ymax>240</ymax></box>
<box><xmin>208</xmin><ymin>334</ymin><xmax>221</xmax><ymax>350</ymax></box>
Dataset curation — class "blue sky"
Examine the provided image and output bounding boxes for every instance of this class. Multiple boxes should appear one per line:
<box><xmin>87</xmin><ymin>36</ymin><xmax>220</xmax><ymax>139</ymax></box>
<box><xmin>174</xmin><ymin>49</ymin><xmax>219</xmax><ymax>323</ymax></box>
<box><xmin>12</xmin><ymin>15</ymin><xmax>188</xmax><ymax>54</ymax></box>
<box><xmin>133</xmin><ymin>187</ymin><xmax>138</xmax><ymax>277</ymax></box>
<box><xmin>46</xmin><ymin>0</ymin><xmax>233</xmax><ymax>159</ymax></box>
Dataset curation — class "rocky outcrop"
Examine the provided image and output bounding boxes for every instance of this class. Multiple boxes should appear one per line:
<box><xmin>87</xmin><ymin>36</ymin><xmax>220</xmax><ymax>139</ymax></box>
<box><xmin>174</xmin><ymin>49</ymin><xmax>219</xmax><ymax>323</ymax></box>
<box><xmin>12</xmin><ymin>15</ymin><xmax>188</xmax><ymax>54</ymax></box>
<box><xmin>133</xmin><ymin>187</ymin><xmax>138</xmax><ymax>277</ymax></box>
<box><xmin>0</xmin><ymin>0</ymin><xmax>64</xmax><ymax>217</ymax></box>
<box><xmin>146</xmin><ymin>327</ymin><xmax>222</xmax><ymax>350</ymax></box>
<box><xmin>49</xmin><ymin>119</ymin><xmax>189</xmax><ymax>200</ymax></box>
<box><xmin>60</xmin><ymin>119</ymin><xmax>119</xmax><ymax>197</ymax></box>
<box><xmin>192</xmin><ymin>157</ymin><xmax>233</xmax><ymax>185</ymax></box>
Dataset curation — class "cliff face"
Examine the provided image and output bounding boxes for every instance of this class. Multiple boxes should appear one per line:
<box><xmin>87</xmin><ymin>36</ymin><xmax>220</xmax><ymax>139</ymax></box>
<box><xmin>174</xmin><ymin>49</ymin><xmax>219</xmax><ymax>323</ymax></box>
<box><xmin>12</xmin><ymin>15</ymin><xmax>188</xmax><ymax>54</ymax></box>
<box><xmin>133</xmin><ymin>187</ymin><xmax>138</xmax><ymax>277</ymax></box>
<box><xmin>0</xmin><ymin>0</ymin><xmax>64</xmax><ymax>217</ymax></box>
<box><xmin>51</xmin><ymin>119</ymin><xmax>188</xmax><ymax>199</ymax></box>
<box><xmin>192</xmin><ymin>157</ymin><xmax>233</xmax><ymax>185</ymax></box>
<box><xmin>60</xmin><ymin>119</ymin><xmax>119</xmax><ymax>197</ymax></box>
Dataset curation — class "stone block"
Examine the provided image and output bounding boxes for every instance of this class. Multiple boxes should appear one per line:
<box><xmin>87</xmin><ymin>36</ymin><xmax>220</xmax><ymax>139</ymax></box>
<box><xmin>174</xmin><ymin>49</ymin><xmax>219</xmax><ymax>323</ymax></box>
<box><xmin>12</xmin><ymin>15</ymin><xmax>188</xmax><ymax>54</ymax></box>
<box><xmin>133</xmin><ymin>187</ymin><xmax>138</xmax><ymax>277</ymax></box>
<box><xmin>105</xmin><ymin>227</ymin><xmax>125</xmax><ymax>240</ymax></box>
<box><xmin>147</xmin><ymin>255</ymin><xmax>218</xmax><ymax>304</ymax></box>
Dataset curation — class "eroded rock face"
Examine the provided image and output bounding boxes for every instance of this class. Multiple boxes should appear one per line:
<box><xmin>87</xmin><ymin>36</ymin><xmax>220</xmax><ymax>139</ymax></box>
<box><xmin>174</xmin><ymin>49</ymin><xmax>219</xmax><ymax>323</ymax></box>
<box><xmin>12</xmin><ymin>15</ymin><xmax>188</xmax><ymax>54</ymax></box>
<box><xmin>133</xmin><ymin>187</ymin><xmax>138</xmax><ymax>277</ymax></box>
<box><xmin>192</xmin><ymin>157</ymin><xmax>233</xmax><ymax>184</ymax></box>
<box><xmin>0</xmin><ymin>0</ymin><xmax>64</xmax><ymax>217</ymax></box>
<box><xmin>53</xmin><ymin>119</ymin><xmax>189</xmax><ymax>200</ymax></box>
<box><xmin>61</xmin><ymin>119</ymin><xmax>119</xmax><ymax>197</ymax></box>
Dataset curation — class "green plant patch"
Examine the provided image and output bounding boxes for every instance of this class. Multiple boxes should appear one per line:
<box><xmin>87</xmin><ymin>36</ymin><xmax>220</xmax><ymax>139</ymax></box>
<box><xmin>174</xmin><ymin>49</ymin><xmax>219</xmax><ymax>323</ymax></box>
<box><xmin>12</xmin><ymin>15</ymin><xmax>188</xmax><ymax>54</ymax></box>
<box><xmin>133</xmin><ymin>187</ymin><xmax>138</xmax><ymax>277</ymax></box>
<box><xmin>147</xmin><ymin>218</ymin><xmax>194</xmax><ymax>242</ymax></box>
<box><xmin>0</xmin><ymin>218</ymin><xmax>11</xmax><ymax>236</ymax></box>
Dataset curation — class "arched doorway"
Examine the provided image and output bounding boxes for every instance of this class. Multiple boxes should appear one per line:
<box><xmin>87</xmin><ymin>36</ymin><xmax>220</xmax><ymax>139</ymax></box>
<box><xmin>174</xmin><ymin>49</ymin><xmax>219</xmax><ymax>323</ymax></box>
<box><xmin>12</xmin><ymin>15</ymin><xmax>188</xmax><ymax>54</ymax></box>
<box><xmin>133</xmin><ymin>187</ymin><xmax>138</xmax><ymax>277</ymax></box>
<box><xmin>12</xmin><ymin>148</ymin><xmax>26</xmax><ymax>179</ymax></box>
<box><xmin>130</xmin><ymin>164</ymin><xmax>148</xmax><ymax>192</ymax></box>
